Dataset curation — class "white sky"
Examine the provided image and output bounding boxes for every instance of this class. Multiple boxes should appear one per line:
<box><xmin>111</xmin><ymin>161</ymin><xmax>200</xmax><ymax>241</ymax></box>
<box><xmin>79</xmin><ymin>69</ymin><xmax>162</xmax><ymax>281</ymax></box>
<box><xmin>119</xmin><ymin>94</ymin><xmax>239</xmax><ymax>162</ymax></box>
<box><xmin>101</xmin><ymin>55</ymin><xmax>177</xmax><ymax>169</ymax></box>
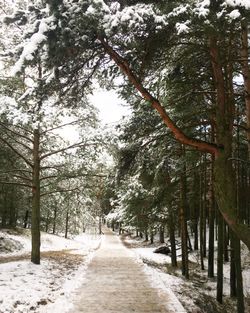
<box><xmin>89</xmin><ymin>89</ymin><xmax>131</xmax><ymax>125</ymax></box>
<box><xmin>58</xmin><ymin>89</ymin><xmax>131</xmax><ymax>143</ymax></box>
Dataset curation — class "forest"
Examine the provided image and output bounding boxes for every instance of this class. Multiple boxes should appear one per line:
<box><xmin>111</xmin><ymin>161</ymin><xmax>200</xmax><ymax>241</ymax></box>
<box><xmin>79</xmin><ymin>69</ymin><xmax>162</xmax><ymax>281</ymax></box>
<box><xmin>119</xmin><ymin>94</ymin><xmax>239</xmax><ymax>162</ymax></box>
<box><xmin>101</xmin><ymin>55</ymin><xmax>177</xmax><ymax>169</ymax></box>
<box><xmin>0</xmin><ymin>1</ymin><xmax>250</xmax><ymax>313</ymax></box>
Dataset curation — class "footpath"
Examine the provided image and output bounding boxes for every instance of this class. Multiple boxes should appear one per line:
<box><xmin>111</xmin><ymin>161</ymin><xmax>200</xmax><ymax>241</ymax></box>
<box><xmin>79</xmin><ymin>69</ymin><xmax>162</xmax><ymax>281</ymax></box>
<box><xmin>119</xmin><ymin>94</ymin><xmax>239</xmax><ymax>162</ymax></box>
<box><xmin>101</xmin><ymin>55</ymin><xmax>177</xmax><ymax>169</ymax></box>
<box><xmin>69</xmin><ymin>227</ymin><xmax>186</xmax><ymax>313</ymax></box>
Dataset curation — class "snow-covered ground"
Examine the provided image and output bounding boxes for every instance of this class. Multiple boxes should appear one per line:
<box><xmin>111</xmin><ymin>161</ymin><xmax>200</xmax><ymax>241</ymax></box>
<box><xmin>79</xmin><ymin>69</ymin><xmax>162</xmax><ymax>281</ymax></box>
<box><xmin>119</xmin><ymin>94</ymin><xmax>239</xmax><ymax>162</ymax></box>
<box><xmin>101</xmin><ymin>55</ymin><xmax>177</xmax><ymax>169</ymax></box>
<box><xmin>0</xmin><ymin>228</ymin><xmax>100</xmax><ymax>256</ymax></box>
<box><xmin>121</xmin><ymin>233</ymin><xmax>250</xmax><ymax>313</ymax></box>
<box><xmin>0</xmin><ymin>228</ymin><xmax>101</xmax><ymax>313</ymax></box>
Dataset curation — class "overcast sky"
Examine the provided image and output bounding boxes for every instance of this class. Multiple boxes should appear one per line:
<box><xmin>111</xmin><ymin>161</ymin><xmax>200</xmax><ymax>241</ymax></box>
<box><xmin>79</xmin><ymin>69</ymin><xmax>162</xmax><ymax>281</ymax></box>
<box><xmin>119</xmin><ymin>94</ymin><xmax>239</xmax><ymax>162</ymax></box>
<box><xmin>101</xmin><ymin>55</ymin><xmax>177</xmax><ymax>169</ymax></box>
<box><xmin>89</xmin><ymin>89</ymin><xmax>131</xmax><ymax>125</ymax></box>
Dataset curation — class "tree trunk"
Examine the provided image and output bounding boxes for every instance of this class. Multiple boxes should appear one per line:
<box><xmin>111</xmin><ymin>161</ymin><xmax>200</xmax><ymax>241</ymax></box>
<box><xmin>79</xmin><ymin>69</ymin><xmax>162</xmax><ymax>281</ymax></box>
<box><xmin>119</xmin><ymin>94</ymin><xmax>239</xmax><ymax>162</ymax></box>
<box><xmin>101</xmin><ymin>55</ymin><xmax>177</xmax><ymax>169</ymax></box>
<box><xmin>45</xmin><ymin>211</ymin><xmax>50</xmax><ymax>233</ymax></box>
<box><xmin>208</xmin><ymin>161</ymin><xmax>215</xmax><ymax>278</ymax></box>
<box><xmin>193</xmin><ymin>222</ymin><xmax>199</xmax><ymax>251</ymax></box>
<box><xmin>169</xmin><ymin>210</ymin><xmax>177</xmax><ymax>267</ymax></box>
<box><xmin>224</xmin><ymin>222</ymin><xmax>229</xmax><ymax>262</ymax></box>
<box><xmin>31</xmin><ymin>129</ymin><xmax>41</xmax><ymax>264</ymax></box>
<box><xmin>217</xmin><ymin>211</ymin><xmax>224</xmax><ymax>304</ymax></box>
<box><xmin>23</xmin><ymin>210</ymin><xmax>29</xmax><ymax>228</ymax></box>
<box><xmin>230</xmin><ymin>231</ymin><xmax>237</xmax><ymax>298</ymax></box>
<box><xmin>190</xmin><ymin>172</ymin><xmax>199</xmax><ymax>251</ymax></box>
<box><xmin>1</xmin><ymin>192</ymin><xmax>7</xmax><ymax>228</ymax></box>
<box><xmin>53</xmin><ymin>207</ymin><xmax>57</xmax><ymax>234</ymax></box>
<box><xmin>159</xmin><ymin>226</ymin><xmax>165</xmax><ymax>243</ymax></box>
<box><xmin>203</xmin><ymin>155</ymin><xmax>207</xmax><ymax>258</ymax></box>
<box><xmin>99</xmin><ymin>216</ymin><xmax>102</xmax><ymax>235</ymax></box>
<box><xmin>8</xmin><ymin>190</ymin><xmax>16</xmax><ymax>228</ymax></box>
<box><xmin>65</xmin><ymin>210</ymin><xmax>69</xmax><ymax>239</ymax></box>
<box><xmin>209</xmin><ymin>36</ymin><xmax>250</xmax><ymax>249</ymax></box>
<box><xmin>199</xmin><ymin>169</ymin><xmax>205</xmax><ymax>271</ymax></box>
<box><xmin>150</xmin><ymin>230</ymin><xmax>154</xmax><ymax>244</ymax></box>
<box><xmin>241</xmin><ymin>21</ymin><xmax>250</xmax><ymax>159</ymax></box>
<box><xmin>233</xmin><ymin>236</ymin><xmax>245</xmax><ymax>313</ymax></box>
<box><xmin>180</xmin><ymin>166</ymin><xmax>189</xmax><ymax>279</ymax></box>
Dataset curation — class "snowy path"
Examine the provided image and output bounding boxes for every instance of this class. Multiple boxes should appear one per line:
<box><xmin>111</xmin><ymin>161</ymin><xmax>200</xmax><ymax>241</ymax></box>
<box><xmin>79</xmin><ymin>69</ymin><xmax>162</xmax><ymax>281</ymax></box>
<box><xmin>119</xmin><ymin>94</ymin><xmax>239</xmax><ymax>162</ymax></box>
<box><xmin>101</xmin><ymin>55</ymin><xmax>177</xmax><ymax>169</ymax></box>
<box><xmin>69</xmin><ymin>227</ymin><xmax>186</xmax><ymax>313</ymax></box>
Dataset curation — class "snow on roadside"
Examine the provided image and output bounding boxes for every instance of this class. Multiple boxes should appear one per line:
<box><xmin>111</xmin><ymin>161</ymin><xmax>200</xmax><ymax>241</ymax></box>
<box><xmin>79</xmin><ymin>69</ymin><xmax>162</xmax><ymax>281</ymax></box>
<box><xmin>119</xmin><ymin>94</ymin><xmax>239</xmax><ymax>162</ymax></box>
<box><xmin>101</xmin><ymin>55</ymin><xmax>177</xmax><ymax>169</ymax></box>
<box><xmin>0</xmin><ymin>229</ymin><xmax>102</xmax><ymax>313</ymax></box>
<box><xmin>122</xmin><ymin>233</ymin><xmax>250</xmax><ymax>313</ymax></box>
<box><xmin>0</xmin><ymin>229</ymin><xmax>100</xmax><ymax>256</ymax></box>
<box><xmin>142</xmin><ymin>263</ymin><xmax>187</xmax><ymax>313</ymax></box>
<box><xmin>121</xmin><ymin>235</ymin><xmax>187</xmax><ymax>313</ymax></box>
<box><xmin>39</xmin><ymin>251</ymin><xmax>95</xmax><ymax>313</ymax></box>
<box><xmin>135</xmin><ymin>247</ymin><xmax>173</xmax><ymax>265</ymax></box>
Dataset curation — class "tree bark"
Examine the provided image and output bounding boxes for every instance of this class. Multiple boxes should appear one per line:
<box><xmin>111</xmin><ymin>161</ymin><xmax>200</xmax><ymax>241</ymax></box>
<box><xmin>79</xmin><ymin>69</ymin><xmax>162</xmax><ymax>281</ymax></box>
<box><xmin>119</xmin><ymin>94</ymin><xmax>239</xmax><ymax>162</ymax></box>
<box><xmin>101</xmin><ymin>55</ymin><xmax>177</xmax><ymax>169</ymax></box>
<box><xmin>150</xmin><ymin>230</ymin><xmax>154</xmax><ymax>244</ymax></box>
<box><xmin>199</xmin><ymin>167</ymin><xmax>205</xmax><ymax>271</ymax></box>
<box><xmin>209</xmin><ymin>36</ymin><xmax>250</xmax><ymax>250</ymax></box>
<box><xmin>45</xmin><ymin>211</ymin><xmax>50</xmax><ymax>233</ymax></box>
<box><xmin>31</xmin><ymin>129</ymin><xmax>41</xmax><ymax>264</ymax></box>
<box><xmin>144</xmin><ymin>229</ymin><xmax>148</xmax><ymax>241</ymax></box>
<box><xmin>230</xmin><ymin>230</ymin><xmax>237</xmax><ymax>298</ymax></box>
<box><xmin>208</xmin><ymin>159</ymin><xmax>215</xmax><ymax>278</ymax></box>
<box><xmin>65</xmin><ymin>210</ymin><xmax>69</xmax><ymax>239</ymax></box>
<box><xmin>159</xmin><ymin>226</ymin><xmax>165</xmax><ymax>243</ymax></box>
<box><xmin>9</xmin><ymin>189</ymin><xmax>16</xmax><ymax>228</ymax></box>
<box><xmin>169</xmin><ymin>210</ymin><xmax>177</xmax><ymax>267</ymax></box>
<box><xmin>180</xmin><ymin>167</ymin><xmax>189</xmax><ymax>279</ymax></box>
<box><xmin>241</xmin><ymin>21</ymin><xmax>250</xmax><ymax>159</ymax></box>
<box><xmin>233</xmin><ymin>236</ymin><xmax>245</xmax><ymax>313</ymax></box>
<box><xmin>23</xmin><ymin>210</ymin><xmax>29</xmax><ymax>228</ymax></box>
<box><xmin>53</xmin><ymin>206</ymin><xmax>57</xmax><ymax>234</ymax></box>
<box><xmin>1</xmin><ymin>191</ymin><xmax>7</xmax><ymax>228</ymax></box>
<box><xmin>217</xmin><ymin>211</ymin><xmax>224</xmax><ymax>304</ymax></box>
<box><xmin>224</xmin><ymin>222</ymin><xmax>229</xmax><ymax>262</ymax></box>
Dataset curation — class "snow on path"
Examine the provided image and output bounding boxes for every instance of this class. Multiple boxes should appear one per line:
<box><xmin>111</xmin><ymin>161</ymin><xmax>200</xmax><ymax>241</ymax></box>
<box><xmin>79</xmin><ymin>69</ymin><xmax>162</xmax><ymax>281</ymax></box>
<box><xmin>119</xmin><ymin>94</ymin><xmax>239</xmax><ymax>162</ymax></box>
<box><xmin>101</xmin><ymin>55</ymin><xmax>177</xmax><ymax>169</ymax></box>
<box><xmin>68</xmin><ymin>227</ymin><xmax>186</xmax><ymax>313</ymax></box>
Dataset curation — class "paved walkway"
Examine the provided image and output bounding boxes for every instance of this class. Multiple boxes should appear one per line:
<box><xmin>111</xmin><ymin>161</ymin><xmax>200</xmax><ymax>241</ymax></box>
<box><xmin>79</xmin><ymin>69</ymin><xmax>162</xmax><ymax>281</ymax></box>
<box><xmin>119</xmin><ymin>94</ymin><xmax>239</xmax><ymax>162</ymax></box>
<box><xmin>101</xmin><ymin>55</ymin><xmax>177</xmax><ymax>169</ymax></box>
<box><xmin>70</xmin><ymin>228</ymin><xmax>186</xmax><ymax>313</ymax></box>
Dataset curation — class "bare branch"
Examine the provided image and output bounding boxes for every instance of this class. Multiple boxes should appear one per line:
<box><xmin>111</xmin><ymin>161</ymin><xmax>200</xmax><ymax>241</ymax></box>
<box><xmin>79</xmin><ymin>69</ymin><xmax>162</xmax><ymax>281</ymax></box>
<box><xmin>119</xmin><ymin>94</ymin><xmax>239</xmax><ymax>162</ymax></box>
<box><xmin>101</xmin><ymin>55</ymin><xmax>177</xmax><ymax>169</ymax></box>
<box><xmin>0</xmin><ymin>181</ymin><xmax>32</xmax><ymax>188</ymax></box>
<box><xmin>40</xmin><ymin>141</ymin><xmax>86</xmax><ymax>161</ymax></box>
<box><xmin>0</xmin><ymin>169</ymin><xmax>32</xmax><ymax>174</ymax></box>
<box><xmin>40</xmin><ymin>175</ymin><xmax>58</xmax><ymax>181</ymax></box>
<box><xmin>41</xmin><ymin>120</ymin><xmax>80</xmax><ymax>135</ymax></box>
<box><xmin>40</xmin><ymin>187</ymin><xmax>79</xmax><ymax>197</ymax></box>
<box><xmin>40</xmin><ymin>165</ymin><xmax>64</xmax><ymax>171</ymax></box>
<box><xmin>3</xmin><ymin>132</ymin><xmax>33</xmax><ymax>152</ymax></box>
<box><xmin>0</xmin><ymin>121</ymin><xmax>33</xmax><ymax>143</ymax></box>
<box><xmin>12</xmin><ymin>174</ymin><xmax>32</xmax><ymax>182</ymax></box>
<box><xmin>40</xmin><ymin>172</ymin><xmax>110</xmax><ymax>182</ymax></box>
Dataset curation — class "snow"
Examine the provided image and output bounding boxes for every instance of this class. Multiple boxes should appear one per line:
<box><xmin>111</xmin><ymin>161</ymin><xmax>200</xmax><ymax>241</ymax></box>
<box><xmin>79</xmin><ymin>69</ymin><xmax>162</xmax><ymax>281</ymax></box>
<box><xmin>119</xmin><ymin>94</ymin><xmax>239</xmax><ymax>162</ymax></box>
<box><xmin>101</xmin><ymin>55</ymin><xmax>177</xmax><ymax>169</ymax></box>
<box><xmin>134</xmin><ymin>247</ymin><xmax>173</xmax><ymax>264</ymax></box>
<box><xmin>228</xmin><ymin>9</ymin><xmax>241</xmax><ymax>18</ymax></box>
<box><xmin>176</xmin><ymin>22</ymin><xmax>190</xmax><ymax>35</ymax></box>
<box><xmin>122</xmin><ymin>232</ymin><xmax>250</xmax><ymax>312</ymax></box>
<box><xmin>11</xmin><ymin>16</ymin><xmax>55</xmax><ymax>75</ymax></box>
<box><xmin>100</xmin><ymin>3</ymin><xmax>167</xmax><ymax>35</ymax></box>
<box><xmin>168</xmin><ymin>5</ymin><xmax>190</xmax><ymax>18</ymax></box>
<box><xmin>0</xmin><ymin>254</ymin><xmax>95</xmax><ymax>313</ymax></box>
<box><xmin>0</xmin><ymin>229</ymin><xmax>101</xmax><ymax>313</ymax></box>
<box><xmin>224</xmin><ymin>0</ymin><xmax>250</xmax><ymax>9</ymax></box>
<box><xmin>0</xmin><ymin>229</ymin><xmax>99</xmax><ymax>256</ymax></box>
<box><xmin>113</xmin><ymin>231</ymin><xmax>187</xmax><ymax>312</ymax></box>
<box><xmin>141</xmin><ymin>263</ymin><xmax>187</xmax><ymax>313</ymax></box>
<box><xmin>126</xmin><ymin>238</ymin><xmax>186</xmax><ymax>312</ymax></box>
<box><xmin>194</xmin><ymin>0</ymin><xmax>210</xmax><ymax>17</ymax></box>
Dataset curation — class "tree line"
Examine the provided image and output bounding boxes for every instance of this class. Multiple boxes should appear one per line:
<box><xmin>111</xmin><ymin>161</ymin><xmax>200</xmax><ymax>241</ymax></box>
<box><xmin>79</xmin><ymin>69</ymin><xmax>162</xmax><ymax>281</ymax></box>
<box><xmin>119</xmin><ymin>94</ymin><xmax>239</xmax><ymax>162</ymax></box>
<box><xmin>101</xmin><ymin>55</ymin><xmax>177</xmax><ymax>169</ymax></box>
<box><xmin>0</xmin><ymin>0</ymin><xmax>249</xmax><ymax>311</ymax></box>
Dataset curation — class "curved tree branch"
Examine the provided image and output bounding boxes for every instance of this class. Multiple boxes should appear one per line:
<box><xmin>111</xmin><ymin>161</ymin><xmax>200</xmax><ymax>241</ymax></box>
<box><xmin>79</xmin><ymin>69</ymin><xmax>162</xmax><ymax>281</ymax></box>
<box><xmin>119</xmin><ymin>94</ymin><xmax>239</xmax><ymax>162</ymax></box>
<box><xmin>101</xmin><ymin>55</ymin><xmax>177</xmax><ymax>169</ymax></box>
<box><xmin>98</xmin><ymin>36</ymin><xmax>219</xmax><ymax>156</ymax></box>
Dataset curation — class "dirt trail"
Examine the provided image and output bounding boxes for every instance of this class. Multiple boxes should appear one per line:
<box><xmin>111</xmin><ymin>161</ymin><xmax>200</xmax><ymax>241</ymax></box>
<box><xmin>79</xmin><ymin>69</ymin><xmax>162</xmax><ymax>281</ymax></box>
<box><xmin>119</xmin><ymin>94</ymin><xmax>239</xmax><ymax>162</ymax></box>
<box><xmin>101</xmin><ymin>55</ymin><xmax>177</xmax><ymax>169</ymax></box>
<box><xmin>69</xmin><ymin>227</ymin><xmax>186</xmax><ymax>313</ymax></box>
